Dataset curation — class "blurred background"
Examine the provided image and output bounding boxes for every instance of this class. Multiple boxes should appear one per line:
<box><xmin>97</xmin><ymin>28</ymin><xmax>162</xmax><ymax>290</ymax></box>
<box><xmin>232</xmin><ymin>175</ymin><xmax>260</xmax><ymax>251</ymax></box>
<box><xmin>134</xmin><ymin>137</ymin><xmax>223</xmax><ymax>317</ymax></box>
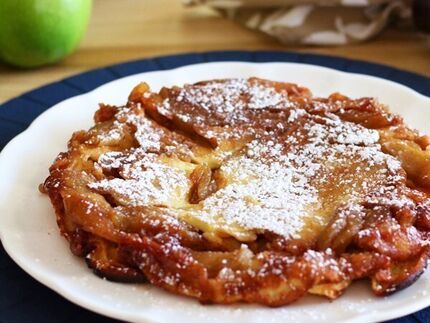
<box><xmin>0</xmin><ymin>0</ymin><xmax>429</xmax><ymax>103</ymax></box>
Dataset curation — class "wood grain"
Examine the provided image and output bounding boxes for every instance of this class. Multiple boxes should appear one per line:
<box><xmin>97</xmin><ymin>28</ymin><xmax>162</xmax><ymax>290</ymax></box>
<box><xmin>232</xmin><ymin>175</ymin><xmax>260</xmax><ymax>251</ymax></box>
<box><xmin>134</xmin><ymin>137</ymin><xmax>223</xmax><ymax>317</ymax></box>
<box><xmin>0</xmin><ymin>0</ymin><xmax>429</xmax><ymax>104</ymax></box>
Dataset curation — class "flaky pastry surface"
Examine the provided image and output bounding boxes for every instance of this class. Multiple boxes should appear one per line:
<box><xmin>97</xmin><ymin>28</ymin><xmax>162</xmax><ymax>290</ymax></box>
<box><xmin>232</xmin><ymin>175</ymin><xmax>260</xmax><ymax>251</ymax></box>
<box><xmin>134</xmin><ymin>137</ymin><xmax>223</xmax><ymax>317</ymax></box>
<box><xmin>43</xmin><ymin>78</ymin><xmax>430</xmax><ymax>306</ymax></box>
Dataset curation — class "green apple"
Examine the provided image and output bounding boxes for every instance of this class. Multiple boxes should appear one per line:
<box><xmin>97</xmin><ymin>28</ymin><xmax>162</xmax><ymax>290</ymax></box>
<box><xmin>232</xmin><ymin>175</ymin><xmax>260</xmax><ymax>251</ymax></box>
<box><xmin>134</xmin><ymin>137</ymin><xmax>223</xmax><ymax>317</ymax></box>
<box><xmin>0</xmin><ymin>0</ymin><xmax>92</xmax><ymax>68</ymax></box>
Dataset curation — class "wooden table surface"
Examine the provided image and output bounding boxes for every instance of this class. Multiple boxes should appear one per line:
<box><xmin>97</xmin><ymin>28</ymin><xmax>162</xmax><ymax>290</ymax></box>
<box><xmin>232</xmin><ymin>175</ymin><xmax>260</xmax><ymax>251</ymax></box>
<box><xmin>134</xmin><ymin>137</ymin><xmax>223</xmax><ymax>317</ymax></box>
<box><xmin>0</xmin><ymin>0</ymin><xmax>429</xmax><ymax>104</ymax></box>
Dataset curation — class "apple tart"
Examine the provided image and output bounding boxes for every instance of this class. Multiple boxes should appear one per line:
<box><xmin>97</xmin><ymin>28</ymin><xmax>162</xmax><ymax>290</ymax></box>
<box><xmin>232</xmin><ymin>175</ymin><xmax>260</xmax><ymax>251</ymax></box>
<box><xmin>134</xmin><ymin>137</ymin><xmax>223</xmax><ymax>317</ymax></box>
<box><xmin>42</xmin><ymin>78</ymin><xmax>430</xmax><ymax>305</ymax></box>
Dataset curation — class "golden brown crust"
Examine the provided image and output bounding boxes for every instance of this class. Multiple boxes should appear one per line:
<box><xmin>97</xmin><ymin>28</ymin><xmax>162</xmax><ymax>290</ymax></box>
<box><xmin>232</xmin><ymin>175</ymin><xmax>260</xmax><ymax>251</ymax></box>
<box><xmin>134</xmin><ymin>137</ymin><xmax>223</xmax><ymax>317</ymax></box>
<box><xmin>43</xmin><ymin>78</ymin><xmax>430</xmax><ymax>306</ymax></box>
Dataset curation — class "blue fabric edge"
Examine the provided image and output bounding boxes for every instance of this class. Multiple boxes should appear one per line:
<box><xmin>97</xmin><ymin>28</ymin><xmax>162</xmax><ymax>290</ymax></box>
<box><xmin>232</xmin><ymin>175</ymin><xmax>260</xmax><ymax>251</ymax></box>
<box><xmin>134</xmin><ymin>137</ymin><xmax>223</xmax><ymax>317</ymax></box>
<box><xmin>1</xmin><ymin>50</ymin><xmax>429</xmax><ymax>110</ymax></box>
<box><xmin>0</xmin><ymin>50</ymin><xmax>429</xmax><ymax>323</ymax></box>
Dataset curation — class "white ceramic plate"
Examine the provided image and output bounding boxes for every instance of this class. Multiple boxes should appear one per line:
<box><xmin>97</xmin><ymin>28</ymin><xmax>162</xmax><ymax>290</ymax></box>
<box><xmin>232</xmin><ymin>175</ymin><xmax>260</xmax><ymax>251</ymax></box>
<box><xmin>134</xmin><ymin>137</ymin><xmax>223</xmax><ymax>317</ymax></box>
<box><xmin>1</xmin><ymin>62</ymin><xmax>430</xmax><ymax>323</ymax></box>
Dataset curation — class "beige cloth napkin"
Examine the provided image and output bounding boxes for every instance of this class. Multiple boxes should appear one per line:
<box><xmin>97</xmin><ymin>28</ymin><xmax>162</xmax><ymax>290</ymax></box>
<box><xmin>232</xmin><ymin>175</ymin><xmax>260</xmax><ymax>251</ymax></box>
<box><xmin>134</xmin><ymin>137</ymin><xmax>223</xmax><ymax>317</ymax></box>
<box><xmin>185</xmin><ymin>0</ymin><xmax>412</xmax><ymax>45</ymax></box>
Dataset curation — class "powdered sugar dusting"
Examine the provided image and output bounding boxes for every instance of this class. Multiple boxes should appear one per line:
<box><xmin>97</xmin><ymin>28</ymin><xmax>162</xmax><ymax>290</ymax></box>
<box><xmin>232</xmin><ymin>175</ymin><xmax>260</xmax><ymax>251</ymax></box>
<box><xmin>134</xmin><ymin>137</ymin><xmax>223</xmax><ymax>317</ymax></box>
<box><xmin>287</xmin><ymin>108</ymin><xmax>307</xmax><ymax>123</ymax></box>
<box><xmin>188</xmin><ymin>110</ymin><xmax>404</xmax><ymax>239</ymax></box>
<box><xmin>134</xmin><ymin>118</ymin><xmax>162</xmax><ymax>151</ymax></box>
<box><xmin>89</xmin><ymin>105</ymin><xmax>196</xmax><ymax>207</ymax></box>
<box><xmin>178</xmin><ymin>79</ymin><xmax>293</xmax><ymax>112</ymax></box>
<box><xmin>89</xmin><ymin>151</ymin><xmax>191</xmax><ymax>207</ymax></box>
<box><xmin>194</xmin><ymin>147</ymin><xmax>319</xmax><ymax>239</ymax></box>
<box><xmin>87</xmin><ymin>79</ymin><xmax>407</xmax><ymax>241</ymax></box>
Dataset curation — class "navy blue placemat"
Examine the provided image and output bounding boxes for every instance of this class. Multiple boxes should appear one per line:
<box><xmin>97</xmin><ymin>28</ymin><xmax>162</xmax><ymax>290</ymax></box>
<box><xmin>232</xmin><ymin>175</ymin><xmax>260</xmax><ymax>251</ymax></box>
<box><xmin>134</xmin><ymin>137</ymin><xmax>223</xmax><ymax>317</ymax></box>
<box><xmin>1</xmin><ymin>51</ymin><xmax>429</xmax><ymax>323</ymax></box>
